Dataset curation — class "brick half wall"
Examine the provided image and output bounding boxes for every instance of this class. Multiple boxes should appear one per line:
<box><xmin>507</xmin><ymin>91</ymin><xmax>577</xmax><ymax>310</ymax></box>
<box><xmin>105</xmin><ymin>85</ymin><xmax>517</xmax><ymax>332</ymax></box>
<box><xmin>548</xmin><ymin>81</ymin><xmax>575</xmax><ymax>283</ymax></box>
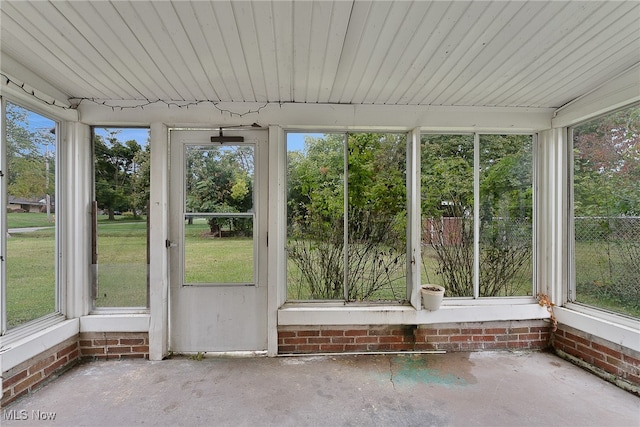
<box><xmin>552</xmin><ymin>324</ymin><xmax>640</xmax><ymax>392</ymax></box>
<box><xmin>278</xmin><ymin>320</ymin><xmax>551</xmax><ymax>354</ymax></box>
<box><xmin>1</xmin><ymin>337</ymin><xmax>79</xmax><ymax>407</ymax></box>
<box><xmin>79</xmin><ymin>332</ymin><xmax>149</xmax><ymax>361</ymax></box>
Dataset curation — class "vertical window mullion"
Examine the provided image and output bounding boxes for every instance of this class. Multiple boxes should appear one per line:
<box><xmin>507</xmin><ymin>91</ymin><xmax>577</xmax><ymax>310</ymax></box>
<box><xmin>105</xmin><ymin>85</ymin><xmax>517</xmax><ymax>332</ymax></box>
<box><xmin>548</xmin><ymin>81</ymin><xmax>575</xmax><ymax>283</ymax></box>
<box><xmin>473</xmin><ymin>133</ymin><xmax>480</xmax><ymax>299</ymax></box>
<box><xmin>343</xmin><ymin>133</ymin><xmax>349</xmax><ymax>301</ymax></box>
<box><xmin>0</xmin><ymin>97</ymin><xmax>6</xmax><ymax>334</ymax></box>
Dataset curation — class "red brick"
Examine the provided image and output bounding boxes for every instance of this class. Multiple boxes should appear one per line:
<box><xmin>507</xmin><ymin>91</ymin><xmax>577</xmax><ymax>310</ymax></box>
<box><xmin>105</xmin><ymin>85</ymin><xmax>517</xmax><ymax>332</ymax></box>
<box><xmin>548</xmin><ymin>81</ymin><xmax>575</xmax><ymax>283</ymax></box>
<box><xmin>519</xmin><ymin>333</ymin><xmax>541</xmax><ymax>341</ymax></box>
<box><xmin>320</xmin><ymin>330</ymin><xmax>344</xmax><ymax>337</ymax></box>
<box><xmin>2</xmin><ymin>369</ymin><xmax>28</xmax><ymax>388</ymax></box>
<box><xmin>414</xmin><ymin>342</ymin><xmax>439</xmax><ymax>351</ymax></box>
<box><xmin>437</xmin><ymin>328</ymin><xmax>461</xmax><ymax>335</ymax></box>
<box><xmin>530</xmin><ymin>326</ymin><xmax>550</xmax><ymax>333</ymax></box>
<box><xmin>496</xmin><ymin>334</ymin><xmax>518</xmax><ymax>342</ymax></box>
<box><xmin>485</xmin><ymin>328</ymin><xmax>508</xmax><ymax>335</ymax></box>
<box><xmin>296</xmin><ymin>344</ymin><xmax>321</xmax><ymax>352</ymax></box>
<box><xmin>94</xmin><ymin>339</ymin><xmax>119</xmax><ymax>346</ymax></box>
<box><xmin>344</xmin><ymin>329</ymin><xmax>367</xmax><ymax>336</ymax></box>
<box><xmin>123</xmin><ymin>353</ymin><xmax>147</xmax><ymax>359</ymax></box>
<box><xmin>605</xmin><ymin>355</ymin><xmax>625</xmax><ymax>369</ymax></box>
<box><xmin>57</xmin><ymin>343</ymin><xmax>78</xmax><ymax>359</ymax></box>
<box><xmin>4</xmin><ymin>389</ymin><xmax>28</xmax><ymax>407</ymax></box>
<box><xmin>450</xmin><ymin>335</ymin><xmax>472</xmax><ymax>342</ymax></box>
<box><xmin>552</xmin><ymin>334</ymin><xmax>576</xmax><ymax>349</ymax></box>
<box><xmin>509</xmin><ymin>327</ymin><xmax>529</xmax><ymax>334</ymax></box>
<box><xmin>472</xmin><ymin>335</ymin><xmax>496</xmax><ymax>342</ymax></box>
<box><xmin>105</xmin><ymin>346</ymin><xmax>133</xmax><ymax>354</ymax></box>
<box><xmin>343</xmin><ymin>344</ymin><xmax>370</xmax><ymax>352</ymax></box>
<box><xmin>28</xmin><ymin>355</ymin><xmax>56</xmax><ymax>375</ymax></box>
<box><xmin>623</xmin><ymin>353</ymin><xmax>640</xmax><ymax>367</ymax></box>
<box><xmin>14</xmin><ymin>372</ymin><xmax>43</xmax><ymax>394</ymax></box>
<box><xmin>44</xmin><ymin>357</ymin><xmax>72</xmax><ymax>377</ymax></box>
<box><xmin>331</xmin><ymin>337</ymin><xmax>355</xmax><ymax>344</ymax></box>
<box><xmin>131</xmin><ymin>346</ymin><xmax>149</xmax><ymax>353</ymax></box>
<box><xmin>320</xmin><ymin>344</ymin><xmax>345</xmax><ymax>352</ymax></box>
<box><xmin>355</xmin><ymin>336</ymin><xmax>379</xmax><ymax>344</ymax></box>
<box><xmin>82</xmin><ymin>347</ymin><xmax>106</xmax><ymax>355</ymax></box>
<box><xmin>278</xmin><ymin>331</ymin><xmax>296</xmax><ymax>338</ymax></box>
<box><xmin>120</xmin><ymin>339</ymin><xmax>145</xmax><ymax>345</ymax></box>
<box><xmin>283</xmin><ymin>337</ymin><xmax>308</xmax><ymax>345</ymax></box>
<box><xmin>278</xmin><ymin>345</ymin><xmax>296</xmax><ymax>353</ymax></box>
<box><xmin>626</xmin><ymin>373</ymin><xmax>640</xmax><ymax>385</ymax></box>
<box><xmin>368</xmin><ymin>329</ymin><xmax>394</xmax><ymax>336</ymax></box>
<box><xmin>565</xmin><ymin>331</ymin><xmax>590</xmax><ymax>347</ymax></box>
<box><xmin>422</xmin><ymin>335</ymin><xmax>449</xmax><ymax>343</ymax></box>
<box><xmin>307</xmin><ymin>337</ymin><xmax>330</xmax><ymax>344</ymax></box>
<box><xmin>416</xmin><ymin>328</ymin><xmax>438</xmax><ymax>336</ymax></box>
<box><xmin>576</xmin><ymin>344</ymin><xmax>605</xmax><ymax>362</ymax></box>
<box><xmin>79</xmin><ymin>340</ymin><xmax>93</xmax><ymax>347</ymax></box>
<box><xmin>297</xmin><ymin>331</ymin><xmax>320</xmax><ymax>337</ymax></box>
<box><xmin>593</xmin><ymin>358</ymin><xmax>619</xmax><ymax>375</ymax></box>
<box><xmin>379</xmin><ymin>336</ymin><xmax>403</xmax><ymax>344</ymax></box>
<box><xmin>461</xmin><ymin>328</ymin><xmax>483</xmax><ymax>335</ymax></box>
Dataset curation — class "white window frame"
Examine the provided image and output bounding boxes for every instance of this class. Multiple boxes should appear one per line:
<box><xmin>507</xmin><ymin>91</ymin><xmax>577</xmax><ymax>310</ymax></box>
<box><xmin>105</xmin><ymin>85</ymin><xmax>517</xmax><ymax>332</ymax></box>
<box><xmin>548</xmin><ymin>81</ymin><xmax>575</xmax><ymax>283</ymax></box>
<box><xmin>565</xmin><ymin>103</ymin><xmax>640</xmax><ymax>327</ymax></box>
<box><xmin>0</xmin><ymin>96</ymin><xmax>66</xmax><ymax>338</ymax></box>
<box><xmin>282</xmin><ymin>128</ymin><xmax>538</xmax><ymax>307</ymax></box>
<box><xmin>89</xmin><ymin>126</ymin><xmax>151</xmax><ymax>314</ymax></box>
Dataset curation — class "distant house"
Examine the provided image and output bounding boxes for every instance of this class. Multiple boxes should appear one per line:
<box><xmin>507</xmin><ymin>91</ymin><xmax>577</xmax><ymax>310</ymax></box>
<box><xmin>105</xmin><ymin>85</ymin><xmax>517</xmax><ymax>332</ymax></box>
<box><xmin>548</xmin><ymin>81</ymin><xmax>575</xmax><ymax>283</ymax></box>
<box><xmin>7</xmin><ymin>196</ymin><xmax>53</xmax><ymax>213</ymax></box>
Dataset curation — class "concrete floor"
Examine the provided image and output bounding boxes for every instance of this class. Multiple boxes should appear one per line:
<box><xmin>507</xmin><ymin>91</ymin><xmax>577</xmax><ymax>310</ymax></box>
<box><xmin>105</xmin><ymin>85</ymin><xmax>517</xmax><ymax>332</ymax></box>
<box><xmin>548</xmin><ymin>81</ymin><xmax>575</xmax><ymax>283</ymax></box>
<box><xmin>3</xmin><ymin>351</ymin><xmax>639</xmax><ymax>427</ymax></box>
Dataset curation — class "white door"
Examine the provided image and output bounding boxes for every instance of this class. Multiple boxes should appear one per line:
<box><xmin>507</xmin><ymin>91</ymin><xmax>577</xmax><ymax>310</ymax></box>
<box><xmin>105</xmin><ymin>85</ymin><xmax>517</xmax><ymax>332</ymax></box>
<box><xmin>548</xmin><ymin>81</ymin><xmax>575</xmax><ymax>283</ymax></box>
<box><xmin>169</xmin><ymin>129</ymin><xmax>268</xmax><ymax>353</ymax></box>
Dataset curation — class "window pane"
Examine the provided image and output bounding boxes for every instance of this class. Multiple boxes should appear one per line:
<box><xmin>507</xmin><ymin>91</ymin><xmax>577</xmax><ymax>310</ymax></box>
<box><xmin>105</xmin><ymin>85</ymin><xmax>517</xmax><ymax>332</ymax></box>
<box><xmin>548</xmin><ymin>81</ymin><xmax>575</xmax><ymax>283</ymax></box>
<box><xmin>421</xmin><ymin>135</ymin><xmax>474</xmax><ymax>297</ymax></box>
<box><xmin>286</xmin><ymin>133</ymin><xmax>407</xmax><ymax>302</ymax></box>
<box><xmin>94</xmin><ymin>128</ymin><xmax>149</xmax><ymax>307</ymax></box>
<box><xmin>5</xmin><ymin>102</ymin><xmax>57</xmax><ymax>328</ymax></box>
<box><xmin>287</xmin><ymin>133</ymin><xmax>345</xmax><ymax>300</ymax></box>
<box><xmin>479</xmin><ymin>135</ymin><xmax>533</xmax><ymax>297</ymax></box>
<box><xmin>184</xmin><ymin>145</ymin><xmax>255</xmax><ymax>285</ymax></box>
<box><xmin>347</xmin><ymin>133</ymin><xmax>407</xmax><ymax>302</ymax></box>
<box><xmin>572</xmin><ymin>105</ymin><xmax>640</xmax><ymax>317</ymax></box>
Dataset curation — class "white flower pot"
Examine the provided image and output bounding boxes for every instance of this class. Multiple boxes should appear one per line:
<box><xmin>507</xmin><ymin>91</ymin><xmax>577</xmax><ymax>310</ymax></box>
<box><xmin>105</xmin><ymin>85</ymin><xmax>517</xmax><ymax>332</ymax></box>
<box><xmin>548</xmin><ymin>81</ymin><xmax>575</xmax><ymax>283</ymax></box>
<box><xmin>421</xmin><ymin>285</ymin><xmax>445</xmax><ymax>311</ymax></box>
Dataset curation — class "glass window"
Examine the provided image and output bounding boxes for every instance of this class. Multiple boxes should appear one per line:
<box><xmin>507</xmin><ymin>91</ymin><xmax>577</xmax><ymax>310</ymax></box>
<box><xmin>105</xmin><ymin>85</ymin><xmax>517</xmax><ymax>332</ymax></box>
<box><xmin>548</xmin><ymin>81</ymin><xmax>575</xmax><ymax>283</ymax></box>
<box><xmin>421</xmin><ymin>134</ymin><xmax>533</xmax><ymax>298</ymax></box>
<box><xmin>2</xmin><ymin>101</ymin><xmax>58</xmax><ymax>331</ymax></box>
<box><xmin>571</xmin><ymin>104</ymin><xmax>640</xmax><ymax>318</ymax></box>
<box><xmin>92</xmin><ymin>127</ymin><xmax>150</xmax><ymax>308</ymax></box>
<box><xmin>287</xmin><ymin>132</ymin><xmax>407</xmax><ymax>302</ymax></box>
<box><xmin>421</xmin><ymin>135</ymin><xmax>474</xmax><ymax>297</ymax></box>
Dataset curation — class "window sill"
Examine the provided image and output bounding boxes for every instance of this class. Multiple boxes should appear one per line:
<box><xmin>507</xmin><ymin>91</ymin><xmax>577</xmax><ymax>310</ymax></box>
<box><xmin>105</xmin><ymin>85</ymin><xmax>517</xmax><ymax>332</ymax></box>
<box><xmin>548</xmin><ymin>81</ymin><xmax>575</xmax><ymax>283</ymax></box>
<box><xmin>0</xmin><ymin>318</ymin><xmax>79</xmax><ymax>372</ymax></box>
<box><xmin>80</xmin><ymin>314</ymin><xmax>150</xmax><ymax>333</ymax></box>
<box><xmin>278</xmin><ymin>302</ymin><xmax>548</xmax><ymax>326</ymax></box>
<box><xmin>555</xmin><ymin>305</ymin><xmax>640</xmax><ymax>352</ymax></box>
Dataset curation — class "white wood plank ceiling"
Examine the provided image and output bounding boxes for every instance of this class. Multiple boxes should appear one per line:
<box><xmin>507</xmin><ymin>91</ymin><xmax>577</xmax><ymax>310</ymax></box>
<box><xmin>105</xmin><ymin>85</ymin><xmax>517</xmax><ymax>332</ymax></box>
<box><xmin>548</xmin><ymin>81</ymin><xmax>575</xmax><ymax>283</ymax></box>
<box><xmin>1</xmin><ymin>0</ymin><xmax>639</xmax><ymax>109</ymax></box>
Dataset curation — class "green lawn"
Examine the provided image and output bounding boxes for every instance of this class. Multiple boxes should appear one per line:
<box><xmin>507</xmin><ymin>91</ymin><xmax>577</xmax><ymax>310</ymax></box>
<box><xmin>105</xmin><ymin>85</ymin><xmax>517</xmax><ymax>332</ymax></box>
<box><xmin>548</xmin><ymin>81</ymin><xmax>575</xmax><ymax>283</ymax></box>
<box><xmin>4</xmin><ymin>213</ymin><xmax>639</xmax><ymax>327</ymax></box>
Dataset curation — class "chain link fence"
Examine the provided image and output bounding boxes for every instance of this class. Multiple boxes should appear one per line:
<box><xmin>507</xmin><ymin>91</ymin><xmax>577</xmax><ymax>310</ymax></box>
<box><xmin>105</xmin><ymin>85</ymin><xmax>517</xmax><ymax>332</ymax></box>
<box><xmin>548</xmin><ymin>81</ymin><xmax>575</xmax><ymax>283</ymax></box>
<box><xmin>574</xmin><ymin>217</ymin><xmax>640</xmax><ymax>317</ymax></box>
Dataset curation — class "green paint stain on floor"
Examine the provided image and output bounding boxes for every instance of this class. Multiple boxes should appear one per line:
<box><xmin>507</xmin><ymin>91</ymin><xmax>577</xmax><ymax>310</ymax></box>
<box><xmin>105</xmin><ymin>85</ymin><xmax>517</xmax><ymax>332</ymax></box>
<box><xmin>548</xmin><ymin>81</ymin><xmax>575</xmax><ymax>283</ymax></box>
<box><xmin>387</xmin><ymin>356</ymin><xmax>467</xmax><ymax>387</ymax></box>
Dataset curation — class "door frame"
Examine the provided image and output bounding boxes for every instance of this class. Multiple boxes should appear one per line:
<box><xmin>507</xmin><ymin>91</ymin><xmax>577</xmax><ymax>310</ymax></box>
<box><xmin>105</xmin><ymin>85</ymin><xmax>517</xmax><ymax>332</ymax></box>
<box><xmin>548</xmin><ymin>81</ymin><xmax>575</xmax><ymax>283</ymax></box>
<box><xmin>167</xmin><ymin>128</ymin><xmax>269</xmax><ymax>354</ymax></box>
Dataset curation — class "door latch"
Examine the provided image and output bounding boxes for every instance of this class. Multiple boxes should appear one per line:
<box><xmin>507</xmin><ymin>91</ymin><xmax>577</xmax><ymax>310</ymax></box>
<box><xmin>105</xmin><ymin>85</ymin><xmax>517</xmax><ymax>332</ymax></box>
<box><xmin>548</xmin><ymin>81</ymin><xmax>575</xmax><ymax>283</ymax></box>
<box><xmin>165</xmin><ymin>239</ymin><xmax>177</xmax><ymax>248</ymax></box>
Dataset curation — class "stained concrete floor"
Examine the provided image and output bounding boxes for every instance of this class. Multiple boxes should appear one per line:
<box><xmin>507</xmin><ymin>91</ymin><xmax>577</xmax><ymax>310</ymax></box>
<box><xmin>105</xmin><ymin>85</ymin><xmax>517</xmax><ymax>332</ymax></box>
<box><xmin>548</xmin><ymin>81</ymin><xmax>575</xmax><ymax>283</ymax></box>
<box><xmin>3</xmin><ymin>351</ymin><xmax>639</xmax><ymax>427</ymax></box>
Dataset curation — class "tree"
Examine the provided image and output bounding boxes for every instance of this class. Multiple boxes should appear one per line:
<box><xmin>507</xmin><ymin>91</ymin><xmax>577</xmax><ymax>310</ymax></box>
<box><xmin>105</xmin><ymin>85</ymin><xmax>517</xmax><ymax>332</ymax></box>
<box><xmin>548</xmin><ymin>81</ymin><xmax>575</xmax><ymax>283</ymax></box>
<box><xmin>287</xmin><ymin>133</ymin><xmax>407</xmax><ymax>301</ymax></box>
<box><xmin>94</xmin><ymin>130</ymin><xmax>143</xmax><ymax>220</ymax></box>
<box><xmin>6</xmin><ymin>104</ymin><xmax>56</xmax><ymax>203</ymax></box>
<box><xmin>185</xmin><ymin>145</ymin><xmax>254</xmax><ymax>236</ymax></box>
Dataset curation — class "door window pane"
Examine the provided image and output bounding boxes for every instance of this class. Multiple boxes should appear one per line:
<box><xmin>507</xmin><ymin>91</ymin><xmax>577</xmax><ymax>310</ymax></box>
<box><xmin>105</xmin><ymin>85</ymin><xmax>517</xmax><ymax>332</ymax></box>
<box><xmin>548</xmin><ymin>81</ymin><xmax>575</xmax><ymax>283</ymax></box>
<box><xmin>184</xmin><ymin>145</ymin><xmax>255</xmax><ymax>284</ymax></box>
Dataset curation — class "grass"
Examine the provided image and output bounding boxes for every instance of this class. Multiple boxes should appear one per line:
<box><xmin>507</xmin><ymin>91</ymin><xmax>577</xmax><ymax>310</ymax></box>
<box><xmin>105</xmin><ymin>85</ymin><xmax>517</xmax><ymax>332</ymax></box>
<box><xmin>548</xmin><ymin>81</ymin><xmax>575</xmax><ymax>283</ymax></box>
<box><xmin>4</xmin><ymin>213</ymin><xmax>639</xmax><ymax>327</ymax></box>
